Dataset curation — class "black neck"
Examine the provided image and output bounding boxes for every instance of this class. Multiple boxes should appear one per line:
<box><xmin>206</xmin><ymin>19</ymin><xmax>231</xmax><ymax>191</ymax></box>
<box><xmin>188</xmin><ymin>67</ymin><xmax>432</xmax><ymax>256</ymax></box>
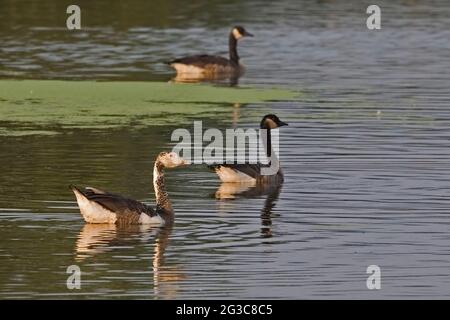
<box><xmin>260</xmin><ymin>126</ymin><xmax>272</xmax><ymax>158</ymax></box>
<box><xmin>266</xmin><ymin>129</ymin><xmax>272</xmax><ymax>157</ymax></box>
<box><xmin>229</xmin><ymin>33</ymin><xmax>239</xmax><ymax>63</ymax></box>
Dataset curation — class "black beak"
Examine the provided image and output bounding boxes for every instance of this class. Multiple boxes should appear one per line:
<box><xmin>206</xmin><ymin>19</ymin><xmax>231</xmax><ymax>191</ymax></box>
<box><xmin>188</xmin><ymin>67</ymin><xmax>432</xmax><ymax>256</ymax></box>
<box><xmin>244</xmin><ymin>31</ymin><xmax>254</xmax><ymax>37</ymax></box>
<box><xmin>278</xmin><ymin>121</ymin><xmax>288</xmax><ymax>127</ymax></box>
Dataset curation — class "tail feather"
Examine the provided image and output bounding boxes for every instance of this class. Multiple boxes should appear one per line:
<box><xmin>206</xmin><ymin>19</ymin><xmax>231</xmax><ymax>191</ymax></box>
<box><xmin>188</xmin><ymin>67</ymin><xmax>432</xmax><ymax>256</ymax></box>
<box><xmin>69</xmin><ymin>184</ymin><xmax>87</xmax><ymax>199</ymax></box>
<box><xmin>207</xmin><ymin>164</ymin><xmax>221</xmax><ymax>172</ymax></box>
<box><xmin>69</xmin><ymin>184</ymin><xmax>85</xmax><ymax>196</ymax></box>
<box><xmin>69</xmin><ymin>184</ymin><xmax>118</xmax><ymax>224</ymax></box>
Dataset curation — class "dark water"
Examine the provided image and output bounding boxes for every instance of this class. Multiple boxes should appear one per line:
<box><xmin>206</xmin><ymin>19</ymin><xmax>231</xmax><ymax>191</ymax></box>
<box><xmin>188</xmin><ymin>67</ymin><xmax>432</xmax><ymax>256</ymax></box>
<box><xmin>1</xmin><ymin>0</ymin><xmax>450</xmax><ymax>299</ymax></box>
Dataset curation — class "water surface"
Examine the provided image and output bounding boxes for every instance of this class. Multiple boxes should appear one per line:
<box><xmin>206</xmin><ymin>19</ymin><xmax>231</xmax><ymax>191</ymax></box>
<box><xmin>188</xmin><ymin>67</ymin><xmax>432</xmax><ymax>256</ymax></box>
<box><xmin>1</xmin><ymin>0</ymin><xmax>450</xmax><ymax>299</ymax></box>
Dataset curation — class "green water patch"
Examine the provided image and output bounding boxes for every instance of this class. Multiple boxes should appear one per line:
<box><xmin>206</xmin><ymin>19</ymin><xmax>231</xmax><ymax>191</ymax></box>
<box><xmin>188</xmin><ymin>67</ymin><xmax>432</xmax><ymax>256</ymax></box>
<box><xmin>0</xmin><ymin>80</ymin><xmax>299</xmax><ymax>135</ymax></box>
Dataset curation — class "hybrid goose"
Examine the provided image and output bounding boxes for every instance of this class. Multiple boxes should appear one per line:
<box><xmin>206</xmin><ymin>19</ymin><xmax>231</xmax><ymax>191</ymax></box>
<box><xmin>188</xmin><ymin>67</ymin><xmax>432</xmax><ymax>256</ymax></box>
<box><xmin>167</xmin><ymin>26</ymin><xmax>253</xmax><ymax>79</ymax></box>
<box><xmin>209</xmin><ymin>114</ymin><xmax>288</xmax><ymax>183</ymax></box>
<box><xmin>70</xmin><ymin>152</ymin><xmax>189</xmax><ymax>225</ymax></box>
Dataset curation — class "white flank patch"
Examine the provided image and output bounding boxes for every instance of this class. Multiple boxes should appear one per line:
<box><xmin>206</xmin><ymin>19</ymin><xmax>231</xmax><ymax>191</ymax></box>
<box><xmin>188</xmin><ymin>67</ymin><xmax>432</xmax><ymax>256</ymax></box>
<box><xmin>73</xmin><ymin>189</ymin><xmax>117</xmax><ymax>224</ymax></box>
<box><xmin>171</xmin><ymin>63</ymin><xmax>205</xmax><ymax>75</ymax></box>
<box><xmin>216</xmin><ymin>166</ymin><xmax>256</xmax><ymax>183</ymax></box>
<box><xmin>139</xmin><ymin>213</ymin><xmax>165</xmax><ymax>225</ymax></box>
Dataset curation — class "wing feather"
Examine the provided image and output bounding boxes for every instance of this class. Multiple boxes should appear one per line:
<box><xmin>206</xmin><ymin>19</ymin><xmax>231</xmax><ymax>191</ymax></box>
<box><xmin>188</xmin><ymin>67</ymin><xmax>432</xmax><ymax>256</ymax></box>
<box><xmin>72</xmin><ymin>185</ymin><xmax>156</xmax><ymax>222</ymax></box>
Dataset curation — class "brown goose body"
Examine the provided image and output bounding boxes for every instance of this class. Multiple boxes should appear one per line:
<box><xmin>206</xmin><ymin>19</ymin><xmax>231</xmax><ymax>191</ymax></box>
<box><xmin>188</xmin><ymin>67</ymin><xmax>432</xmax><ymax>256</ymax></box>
<box><xmin>71</xmin><ymin>152</ymin><xmax>188</xmax><ymax>225</ymax></box>
<box><xmin>71</xmin><ymin>186</ymin><xmax>161</xmax><ymax>225</ymax></box>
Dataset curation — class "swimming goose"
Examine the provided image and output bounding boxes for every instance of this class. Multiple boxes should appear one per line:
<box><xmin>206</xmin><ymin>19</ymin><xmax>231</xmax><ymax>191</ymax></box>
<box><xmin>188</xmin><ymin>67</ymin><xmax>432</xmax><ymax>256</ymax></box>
<box><xmin>167</xmin><ymin>26</ymin><xmax>253</xmax><ymax>78</ymax></box>
<box><xmin>209</xmin><ymin>114</ymin><xmax>288</xmax><ymax>183</ymax></box>
<box><xmin>70</xmin><ymin>152</ymin><xmax>189</xmax><ymax>225</ymax></box>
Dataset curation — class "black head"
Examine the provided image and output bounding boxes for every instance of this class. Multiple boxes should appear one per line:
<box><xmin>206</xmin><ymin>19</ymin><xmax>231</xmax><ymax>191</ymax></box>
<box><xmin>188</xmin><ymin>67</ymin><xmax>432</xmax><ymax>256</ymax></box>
<box><xmin>231</xmin><ymin>26</ymin><xmax>254</xmax><ymax>39</ymax></box>
<box><xmin>260</xmin><ymin>114</ymin><xmax>288</xmax><ymax>129</ymax></box>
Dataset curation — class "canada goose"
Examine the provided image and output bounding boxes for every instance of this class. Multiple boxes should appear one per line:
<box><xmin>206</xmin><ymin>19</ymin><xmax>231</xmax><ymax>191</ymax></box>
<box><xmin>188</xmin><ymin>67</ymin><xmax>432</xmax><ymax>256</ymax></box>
<box><xmin>209</xmin><ymin>114</ymin><xmax>288</xmax><ymax>183</ymax></box>
<box><xmin>70</xmin><ymin>152</ymin><xmax>189</xmax><ymax>225</ymax></box>
<box><xmin>167</xmin><ymin>26</ymin><xmax>253</xmax><ymax>79</ymax></box>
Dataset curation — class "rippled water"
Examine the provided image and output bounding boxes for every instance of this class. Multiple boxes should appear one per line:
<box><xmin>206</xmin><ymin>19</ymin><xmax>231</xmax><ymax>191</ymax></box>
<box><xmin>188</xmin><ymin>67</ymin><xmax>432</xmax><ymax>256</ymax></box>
<box><xmin>1</xmin><ymin>0</ymin><xmax>450</xmax><ymax>299</ymax></box>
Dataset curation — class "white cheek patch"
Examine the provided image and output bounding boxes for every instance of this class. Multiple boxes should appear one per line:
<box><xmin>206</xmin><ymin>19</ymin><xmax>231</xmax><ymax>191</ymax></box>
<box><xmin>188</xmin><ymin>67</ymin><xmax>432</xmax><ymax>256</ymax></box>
<box><xmin>265</xmin><ymin>119</ymin><xmax>278</xmax><ymax>129</ymax></box>
<box><xmin>232</xmin><ymin>28</ymin><xmax>243</xmax><ymax>39</ymax></box>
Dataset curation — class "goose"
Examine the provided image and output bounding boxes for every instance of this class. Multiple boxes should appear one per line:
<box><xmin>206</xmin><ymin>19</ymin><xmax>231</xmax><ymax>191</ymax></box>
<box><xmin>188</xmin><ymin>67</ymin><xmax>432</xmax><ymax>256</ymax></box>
<box><xmin>70</xmin><ymin>152</ymin><xmax>189</xmax><ymax>225</ymax></box>
<box><xmin>167</xmin><ymin>26</ymin><xmax>253</xmax><ymax>79</ymax></box>
<box><xmin>209</xmin><ymin>114</ymin><xmax>288</xmax><ymax>183</ymax></box>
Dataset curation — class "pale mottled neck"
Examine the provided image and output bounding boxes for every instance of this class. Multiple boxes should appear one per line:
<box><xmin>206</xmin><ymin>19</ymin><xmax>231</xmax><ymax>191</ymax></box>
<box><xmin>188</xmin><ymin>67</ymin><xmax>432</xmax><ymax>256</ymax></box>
<box><xmin>153</xmin><ymin>160</ymin><xmax>173</xmax><ymax>213</ymax></box>
<box><xmin>229</xmin><ymin>33</ymin><xmax>239</xmax><ymax>64</ymax></box>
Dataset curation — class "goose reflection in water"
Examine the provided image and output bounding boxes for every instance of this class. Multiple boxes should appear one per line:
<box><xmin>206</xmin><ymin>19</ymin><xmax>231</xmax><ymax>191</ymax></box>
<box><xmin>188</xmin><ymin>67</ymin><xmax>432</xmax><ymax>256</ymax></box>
<box><xmin>214</xmin><ymin>182</ymin><xmax>283</xmax><ymax>238</ymax></box>
<box><xmin>74</xmin><ymin>221</ymin><xmax>185</xmax><ymax>299</ymax></box>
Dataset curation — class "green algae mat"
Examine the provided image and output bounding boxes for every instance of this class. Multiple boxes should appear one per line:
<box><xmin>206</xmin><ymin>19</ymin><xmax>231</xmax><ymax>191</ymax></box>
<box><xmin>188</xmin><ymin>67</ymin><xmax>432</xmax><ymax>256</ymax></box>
<box><xmin>0</xmin><ymin>80</ymin><xmax>298</xmax><ymax>135</ymax></box>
